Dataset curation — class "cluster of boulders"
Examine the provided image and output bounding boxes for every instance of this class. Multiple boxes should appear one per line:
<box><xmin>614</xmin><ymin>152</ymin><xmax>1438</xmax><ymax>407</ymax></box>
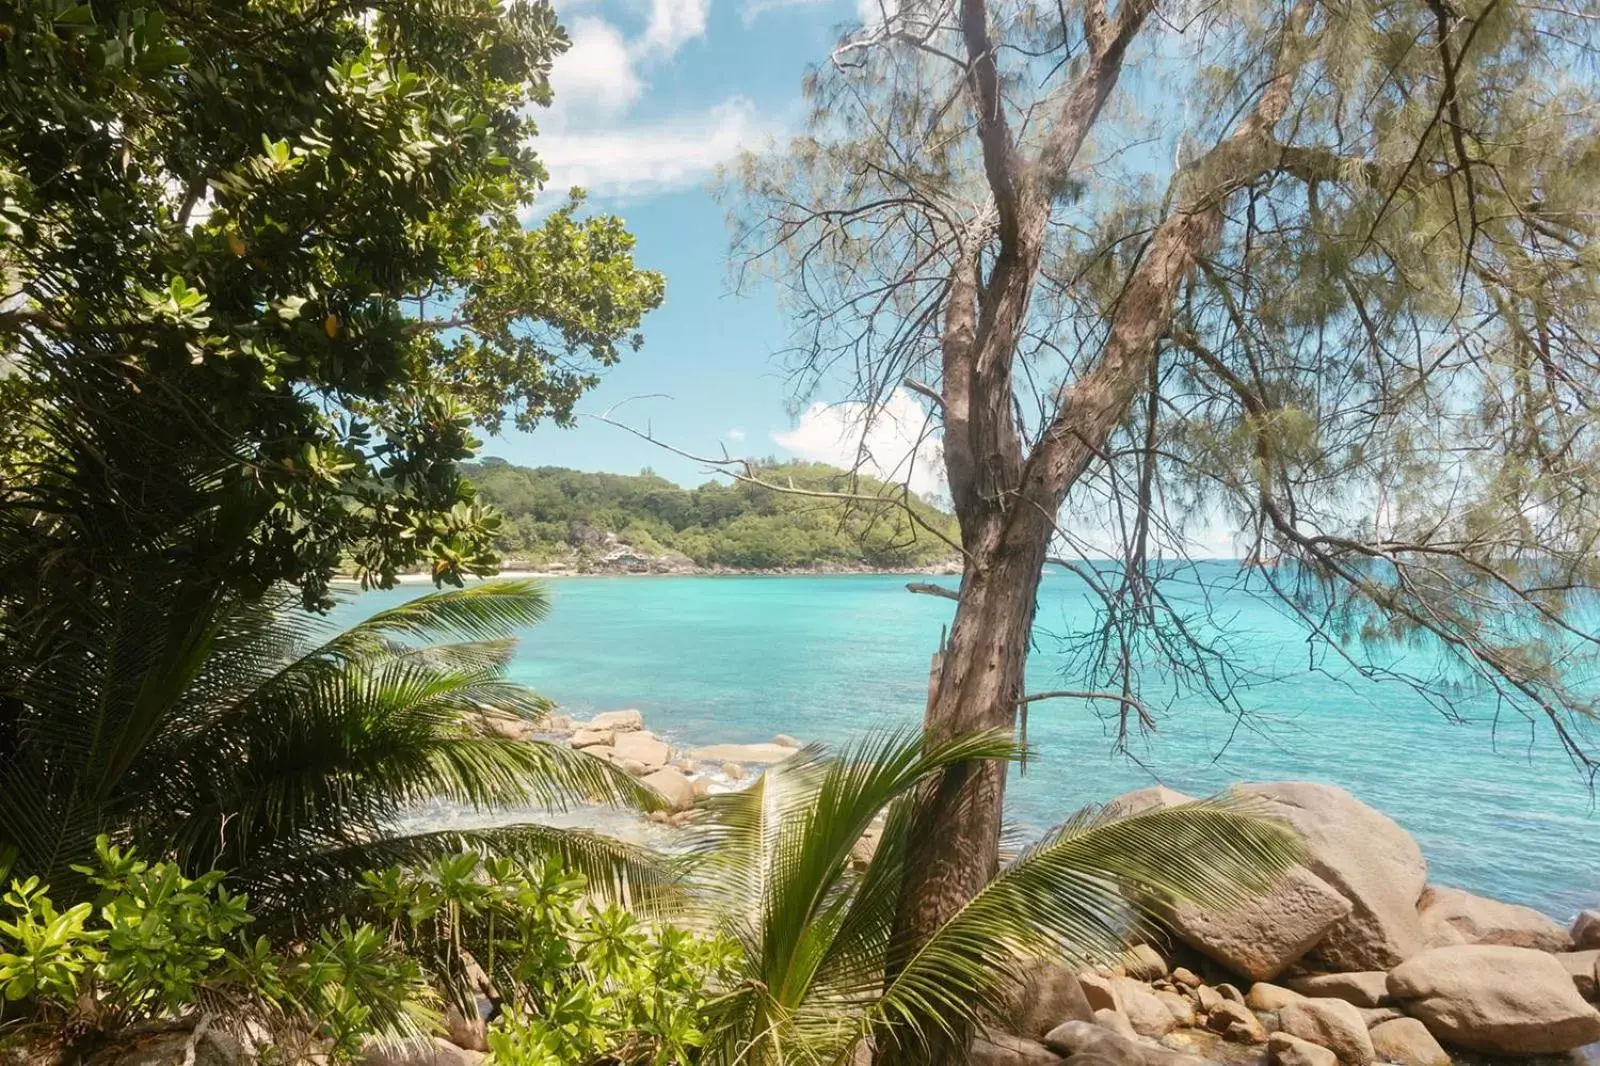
<box><xmin>507</xmin><ymin>706</ymin><xmax>803</xmax><ymax>823</ymax></box>
<box><xmin>980</xmin><ymin>781</ymin><xmax>1600</xmax><ymax>1066</ymax></box>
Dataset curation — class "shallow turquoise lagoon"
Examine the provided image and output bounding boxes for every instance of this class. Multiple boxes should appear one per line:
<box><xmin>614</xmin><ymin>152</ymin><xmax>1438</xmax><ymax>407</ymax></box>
<box><xmin>336</xmin><ymin>567</ymin><xmax>1600</xmax><ymax>920</ymax></box>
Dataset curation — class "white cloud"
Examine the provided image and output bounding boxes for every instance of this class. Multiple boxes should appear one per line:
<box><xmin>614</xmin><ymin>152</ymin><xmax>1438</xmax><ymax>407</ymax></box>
<box><xmin>741</xmin><ymin>0</ymin><xmax>830</xmax><ymax>25</ymax></box>
<box><xmin>539</xmin><ymin>97</ymin><xmax>772</xmax><ymax>200</ymax></box>
<box><xmin>726</xmin><ymin>428</ymin><xmax>747</xmax><ymax>441</ymax></box>
<box><xmin>640</xmin><ymin>0</ymin><xmax>710</xmax><ymax>56</ymax></box>
<box><xmin>773</xmin><ymin>390</ymin><xmax>946</xmax><ymax>500</ymax></box>
<box><xmin>548</xmin><ymin>18</ymin><xmax>643</xmax><ymax>123</ymax></box>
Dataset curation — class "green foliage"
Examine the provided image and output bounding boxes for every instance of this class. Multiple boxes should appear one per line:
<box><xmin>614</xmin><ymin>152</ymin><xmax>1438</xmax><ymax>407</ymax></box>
<box><xmin>0</xmin><ymin>838</ymin><xmax>434</xmax><ymax>1057</ymax></box>
<box><xmin>361</xmin><ymin>853</ymin><xmax>735</xmax><ymax>1066</ymax></box>
<box><xmin>465</xmin><ymin>459</ymin><xmax>959</xmax><ymax>570</ymax></box>
<box><xmin>683</xmin><ymin>731</ymin><xmax>1303</xmax><ymax>1065</ymax></box>
<box><xmin>0</xmin><ymin>579</ymin><xmax>665</xmax><ymax>922</ymax></box>
<box><xmin>0</xmin><ymin>0</ymin><xmax>664</xmax><ymax>608</ymax></box>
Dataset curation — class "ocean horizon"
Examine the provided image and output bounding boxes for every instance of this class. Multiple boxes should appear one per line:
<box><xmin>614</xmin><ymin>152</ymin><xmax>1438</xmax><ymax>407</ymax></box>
<box><xmin>334</xmin><ymin>566</ymin><xmax>1600</xmax><ymax>922</ymax></box>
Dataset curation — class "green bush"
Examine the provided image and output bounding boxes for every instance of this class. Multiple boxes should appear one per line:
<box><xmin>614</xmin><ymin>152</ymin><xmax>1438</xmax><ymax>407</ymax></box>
<box><xmin>0</xmin><ymin>838</ymin><xmax>433</xmax><ymax>1059</ymax></box>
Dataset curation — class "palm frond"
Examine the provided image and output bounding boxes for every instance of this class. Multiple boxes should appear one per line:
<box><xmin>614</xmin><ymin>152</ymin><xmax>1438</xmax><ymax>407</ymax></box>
<box><xmin>865</xmin><ymin>795</ymin><xmax>1303</xmax><ymax>1052</ymax></box>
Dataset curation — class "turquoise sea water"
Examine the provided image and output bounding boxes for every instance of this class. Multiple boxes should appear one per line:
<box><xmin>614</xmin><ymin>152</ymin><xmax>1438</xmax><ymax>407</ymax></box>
<box><xmin>338</xmin><ymin>567</ymin><xmax>1600</xmax><ymax>921</ymax></box>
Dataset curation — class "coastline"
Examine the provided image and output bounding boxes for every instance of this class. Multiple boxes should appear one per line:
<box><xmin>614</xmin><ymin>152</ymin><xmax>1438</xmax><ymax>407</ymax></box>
<box><xmin>333</xmin><ymin>561</ymin><xmax>964</xmax><ymax>585</ymax></box>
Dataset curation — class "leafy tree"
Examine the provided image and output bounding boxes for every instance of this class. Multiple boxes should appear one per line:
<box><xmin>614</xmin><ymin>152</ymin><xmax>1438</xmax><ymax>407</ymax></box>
<box><xmin>0</xmin><ymin>579</ymin><xmax>665</xmax><ymax>922</ymax></box>
<box><xmin>732</xmin><ymin>1</ymin><xmax>1600</xmax><ymax>1049</ymax></box>
<box><xmin>0</xmin><ymin>0</ymin><xmax>663</xmax><ymax>608</ymax></box>
<box><xmin>465</xmin><ymin>460</ymin><xmax>961</xmax><ymax>569</ymax></box>
<box><xmin>685</xmin><ymin>731</ymin><xmax>1300</xmax><ymax>1065</ymax></box>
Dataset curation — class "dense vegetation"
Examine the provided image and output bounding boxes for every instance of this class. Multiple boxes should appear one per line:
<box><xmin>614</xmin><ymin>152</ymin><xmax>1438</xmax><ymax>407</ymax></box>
<box><xmin>465</xmin><ymin>459</ymin><xmax>960</xmax><ymax>570</ymax></box>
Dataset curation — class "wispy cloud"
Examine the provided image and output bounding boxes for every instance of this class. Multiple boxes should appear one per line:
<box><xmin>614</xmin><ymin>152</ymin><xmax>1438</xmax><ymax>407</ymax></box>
<box><xmin>540</xmin><ymin>98</ymin><xmax>772</xmax><ymax>200</ymax></box>
<box><xmin>740</xmin><ymin>0</ymin><xmax>831</xmax><ymax>26</ymax></box>
<box><xmin>534</xmin><ymin>4</ymin><xmax>779</xmax><ymax>204</ymax></box>
<box><xmin>773</xmin><ymin>390</ymin><xmax>946</xmax><ymax>500</ymax></box>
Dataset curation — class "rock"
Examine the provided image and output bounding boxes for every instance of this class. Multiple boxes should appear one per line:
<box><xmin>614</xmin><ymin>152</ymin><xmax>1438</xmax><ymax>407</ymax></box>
<box><xmin>1154</xmin><ymin>990</ymin><xmax>1194</xmax><ymax>1027</ymax></box>
<box><xmin>590</xmin><ymin>709</ymin><xmax>643</xmax><ymax>731</ymax></box>
<box><xmin>612</xmin><ymin>730</ymin><xmax>670</xmax><ymax>772</ymax></box>
<box><xmin>1195</xmin><ymin>986</ymin><xmax>1223</xmax><ymax>1013</ymax></box>
<box><xmin>1004</xmin><ymin>961</ymin><xmax>1096</xmax><ymax>1038</ymax></box>
<box><xmin>1107</xmin><ymin>785</ymin><xmax>1197</xmax><ymax>817</ymax></box>
<box><xmin>1283</xmin><ymin>972</ymin><xmax>1390</xmax><ymax>1009</ymax></box>
<box><xmin>443</xmin><ymin>1004</ymin><xmax>487</xmax><ymax>1052</ymax></box>
<box><xmin>1245</xmin><ymin>984</ymin><xmax>1302</xmax><ymax>1012</ymax></box>
<box><xmin>721</xmin><ymin>761</ymin><xmax>749</xmax><ymax>781</ymax></box>
<box><xmin>1124</xmin><ymin>944</ymin><xmax>1168</xmax><ymax>982</ymax></box>
<box><xmin>1171</xmin><ymin>866</ymin><xmax>1353</xmax><ymax>982</ymax></box>
<box><xmin>970</xmin><ymin>1033</ymin><xmax>1062</xmax><ymax>1066</ymax></box>
<box><xmin>1387</xmin><ymin>944</ymin><xmax>1600</xmax><ymax>1054</ymax></box>
<box><xmin>542</xmin><ymin>712</ymin><xmax>575</xmax><ymax>734</ymax></box>
<box><xmin>1573</xmin><ymin>909</ymin><xmax>1600</xmax><ymax>950</ymax></box>
<box><xmin>1171</xmin><ymin>968</ymin><xmax>1202</xmax><ymax>990</ymax></box>
<box><xmin>691</xmin><ymin>775</ymin><xmax>712</xmax><ymax>799</ymax></box>
<box><xmin>1216</xmin><ymin>983</ymin><xmax>1244</xmax><ymax>1004</ymax></box>
<box><xmin>1094</xmin><ymin>1009</ymin><xmax>1138</xmax><ymax>1042</ymax></box>
<box><xmin>771</xmin><ymin>734</ymin><xmax>801</xmax><ymax>747</ymax></box>
<box><xmin>1355</xmin><ymin>1007</ymin><xmax>1402</xmax><ymax>1027</ymax></box>
<box><xmin>361</xmin><ymin>1039</ymin><xmax>483</xmax><ymax>1066</ymax></box>
<box><xmin>1204</xmin><ymin>1000</ymin><xmax>1266</xmax><ymax>1044</ymax></box>
<box><xmin>569</xmin><ymin>727</ymin><xmax>614</xmax><ymax>749</ymax></box>
<box><xmin>1416</xmin><ymin>884</ymin><xmax>1573</xmax><ymax>952</ymax></box>
<box><xmin>614</xmin><ymin>757</ymin><xmax>648</xmax><ymax>776</ymax></box>
<box><xmin>687</xmin><ymin>742</ymin><xmax>802</xmax><ymax>764</ymax></box>
<box><xmin>84</xmin><ymin>1028</ymin><xmax>268</xmax><ymax>1066</ymax></box>
<box><xmin>1366</xmin><ymin>1019</ymin><xmax>1449</xmax><ymax>1066</ymax></box>
<box><xmin>1237</xmin><ymin>782</ymin><xmax>1428</xmax><ymax>972</ymax></box>
<box><xmin>479</xmin><ymin>713</ymin><xmax>529</xmax><ymax>740</ymax></box>
<box><xmin>1275</xmin><ymin>998</ymin><xmax>1373</xmax><ymax>1066</ymax></box>
<box><xmin>640</xmin><ymin>767</ymin><xmax>695</xmax><ymax>811</ymax></box>
<box><xmin>1266</xmin><ymin>1033</ymin><xmax>1335</xmax><ymax>1066</ymax></box>
<box><xmin>1080</xmin><ymin>970</ymin><xmax>1119</xmax><ymax>1012</ymax></box>
<box><xmin>1044</xmin><ymin>1022</ymin><xmax>1206</xmax><ymax>1066</ymax></box>
<box><xmin>1112</xmin><ymin>978</ymin><xmax>1178</xmax><ymax>1037</ymax></box>
<box><xmin>1557</xmin><ymin>949</ymin><xmax>1599</xmax><ymax>999</ymax></box>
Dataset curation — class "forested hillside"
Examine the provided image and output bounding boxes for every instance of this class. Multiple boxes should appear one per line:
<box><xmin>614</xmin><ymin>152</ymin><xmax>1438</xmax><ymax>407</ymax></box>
<box><xmin>464</xmin><ymin>458</ymin><xmax>959</xmax><ymax>571</ymax></box>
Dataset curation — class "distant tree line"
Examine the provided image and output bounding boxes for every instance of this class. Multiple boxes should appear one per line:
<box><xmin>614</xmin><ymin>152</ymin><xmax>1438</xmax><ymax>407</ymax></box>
<box><xmin>465</xmin><ymin>458</ymin><xmax>960</xmax><ymax>570</ymax></box>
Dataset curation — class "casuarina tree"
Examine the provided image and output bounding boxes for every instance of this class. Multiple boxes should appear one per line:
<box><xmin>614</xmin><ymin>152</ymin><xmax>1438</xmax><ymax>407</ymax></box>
<box><xmin>732</xmin><ymin>2</ymin><xmax>1600</xmax><ymax>1059</ymax></box>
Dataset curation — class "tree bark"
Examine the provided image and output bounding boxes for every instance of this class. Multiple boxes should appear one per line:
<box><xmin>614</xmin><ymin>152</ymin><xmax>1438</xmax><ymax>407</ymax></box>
<box><xmin>876</xmin><ymin>3</ymin><xmax>1315</xmax><ymax>1062</ymax></box>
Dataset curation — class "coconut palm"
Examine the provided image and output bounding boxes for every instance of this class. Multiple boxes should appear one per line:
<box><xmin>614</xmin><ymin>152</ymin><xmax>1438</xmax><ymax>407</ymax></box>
<box><xmin>685</xmin><ymin>731</ymin><xmax>1302</xmax><ymax>1066</ymax></box>
<box><xmin>0</xmin><ymin>577</ymin><xmax>664</xmax><ymax>923</ymax></box>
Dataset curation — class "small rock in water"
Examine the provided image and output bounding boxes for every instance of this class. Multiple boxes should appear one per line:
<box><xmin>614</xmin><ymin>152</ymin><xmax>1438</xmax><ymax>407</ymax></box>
<box><xmin>1557</xmin><ymin>949</ymin><xmax>1600</xmax><ymax>1000</ymax></box>
<box><xmin>612</xmin><ymin>730</ymin><xmax>670</xmax><ymax>772</ymax></box>
<box><xmin>1573</xmin><ymin>909</ymin><xmax>1600</xmax><ymax>950</ymax></box>
<box><xmin>641</xmin><ymin>767</ymin><xmax>695</xmax><ymax>811</ymax></box>
<box><xmin>591</xmin><ymin>709</ymin><xmax>644</xmax><ymax>732</ymax></box>
<box><xmin>771</xmin><ymin>734</ymin><xmax>800</xmax><ymax>747</ymax></box>
<box><xmin>1417</xmin><ymin>884</ymin><xmax>1574</xmax><ymax>952</ymax></box>
<box><xmin>721</xmin><ymin>761</ymin><xmax>749</xmax><ymax>781</ymax></box>
<box><xmin>569</xmin><ymin>727</ymin><xmax>613</xmax><ymax>748</ymax></box>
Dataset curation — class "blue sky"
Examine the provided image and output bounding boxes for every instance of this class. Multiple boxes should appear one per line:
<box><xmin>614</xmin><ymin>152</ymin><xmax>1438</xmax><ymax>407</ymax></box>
<box><xmin>487</xmin><ymin>0</ymin><xmax>944</xmax><ymax>490</ymax></box>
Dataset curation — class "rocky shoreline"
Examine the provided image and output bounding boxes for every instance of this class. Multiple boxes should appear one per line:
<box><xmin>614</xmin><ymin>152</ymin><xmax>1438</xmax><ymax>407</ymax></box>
<box><xmin>491</xmin><ymin>705</ymin><xmax>1600</xmax><ymax>1066</ymax></box>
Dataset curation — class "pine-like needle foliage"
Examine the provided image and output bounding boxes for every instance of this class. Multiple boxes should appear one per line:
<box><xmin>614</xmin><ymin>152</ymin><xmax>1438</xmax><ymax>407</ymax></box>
<box><xmin>0</xmin><ymin>578</ymin><xmax>665</xmax><ymax>924</ymax></box>
<box><xmin>685</xmin><ymin>731</ymin><xmax>1302</xmax><ymax>1065</ymax></box>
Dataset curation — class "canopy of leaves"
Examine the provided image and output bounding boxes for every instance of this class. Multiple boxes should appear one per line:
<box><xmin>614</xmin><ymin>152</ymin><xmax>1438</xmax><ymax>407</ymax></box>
<box><xmin>0</xmin><ymin>0</ymin><xmax>664</xmax><ymax>608</ymax></box>
<box><xmin>466</xmin><ymin>458</ymin><xmax>961</xmax><ymax>570</ymax></box>
<box><xmin>732</xmin><ymin>0</ymin><xmax>1600</xmax><ymax>765</ymax></box>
